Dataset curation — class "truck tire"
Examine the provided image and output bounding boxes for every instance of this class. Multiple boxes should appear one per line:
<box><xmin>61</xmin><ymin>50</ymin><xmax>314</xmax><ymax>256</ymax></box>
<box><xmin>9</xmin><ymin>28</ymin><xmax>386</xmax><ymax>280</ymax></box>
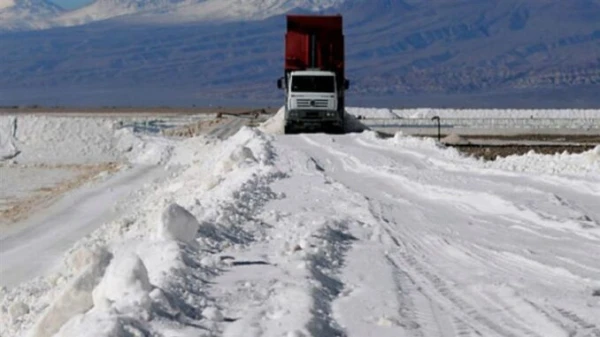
<box><xmin>326</xmin><ymin>124</ymin><xmax>345</xmax><ymax>135</ymax></box>
<box><xmin>284</xmin><ymin>124</ymin><xmax>294</xmax><ymax>134</ymax></box>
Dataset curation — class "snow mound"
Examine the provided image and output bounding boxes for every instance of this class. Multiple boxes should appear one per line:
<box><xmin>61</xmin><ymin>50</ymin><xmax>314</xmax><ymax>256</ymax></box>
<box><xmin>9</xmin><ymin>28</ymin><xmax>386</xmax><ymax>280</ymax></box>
<box><xmin>158</xmin><ymin>203</ymin><xmax>200</xmax><ymax>244</ymax></box>
<box><xmin>487</xmin><ymin>146</ymin><xmax>600</xmax><ymax>176</ymax></box>
<box><xmin>92</xmin><ymin>253</ymin><xmax>153</xmax><ymax>314</ymax></box>
<box><xmin>372</xmin><ymin>132</ymin><xmax>599</xmax><ymax>177</ymax></box>
<box><xmin>214</xmin><ymin>145</ymin><xmax>257</xmax><ymax>175</ymax></box>
<box><xmin>259</xmin><ymin>107</ymin><xmax>285</xmax><ymax>135</ymax></box>
<box><xmin>28</xmin><ymin>247</ymin><xmax>112</xmax><ymax>337</ymax></box>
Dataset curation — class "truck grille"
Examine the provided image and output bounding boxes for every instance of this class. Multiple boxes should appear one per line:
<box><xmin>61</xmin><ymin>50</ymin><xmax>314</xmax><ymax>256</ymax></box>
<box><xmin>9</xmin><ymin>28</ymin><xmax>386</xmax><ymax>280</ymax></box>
<box><xmin>296</xmin><ymin>99</ymin><xmax>330</xmax><ymax>109</ymax></box>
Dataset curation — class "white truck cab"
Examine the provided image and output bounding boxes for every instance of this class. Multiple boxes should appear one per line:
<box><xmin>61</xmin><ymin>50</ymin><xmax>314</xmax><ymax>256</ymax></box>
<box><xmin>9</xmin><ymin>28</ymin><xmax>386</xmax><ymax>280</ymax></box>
<box><xmin>278</xmin><ymin>69</ymin><xmax>347</xmax><ymax>133</ymax></box>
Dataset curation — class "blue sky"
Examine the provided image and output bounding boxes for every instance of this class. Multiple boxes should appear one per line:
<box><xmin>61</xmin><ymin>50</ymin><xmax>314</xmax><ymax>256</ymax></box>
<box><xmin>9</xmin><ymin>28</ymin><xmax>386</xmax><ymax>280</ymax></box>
<box><xmin>51</xmin><ymin>0</ymin><xmax>93</xmax><ymax>9</ymax></box>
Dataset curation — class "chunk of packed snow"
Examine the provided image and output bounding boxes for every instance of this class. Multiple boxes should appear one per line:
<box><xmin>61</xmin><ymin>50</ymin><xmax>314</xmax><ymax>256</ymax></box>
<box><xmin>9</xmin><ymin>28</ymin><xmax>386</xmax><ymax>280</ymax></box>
<box><xmin>28</xmin><ymin>248</ymin><xmax>112</xmax><ymax>337</ymax></box>
<box><xmin>92</xmin><ymin>253</ymin><xmax>152</xmax><ymax>315</ymax></box>
<box><xmin>259</xmin><ymin>107</ymin><xmax>285</xmax><ymax>135</ymax></box>
<box><xmin>158</xmin><ymin>203</ymin><xmax>200</xmax><ymax>244</ymax></box>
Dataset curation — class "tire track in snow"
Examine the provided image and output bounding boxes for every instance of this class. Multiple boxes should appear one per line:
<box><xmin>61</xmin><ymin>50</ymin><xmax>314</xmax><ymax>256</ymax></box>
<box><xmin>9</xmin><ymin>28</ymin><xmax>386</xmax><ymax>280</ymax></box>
<box><xmin>306</xmin><ymin>223</ymin><xmax>354</xmax><ymax>337</ymax></box>
<box><xmin>381</xmin><ymin>224</ymin><xmax>556</xmax><ymax>337</ymax></box>
<box><xmin>366</xmin><ymin>198</ymin><xmax>461</xmax><ymax>337</ymax></box>
<box><xmin>296</xmin><ymin>136</ymin><xmax>508</xmax><ymax>336</ymax></box>
<box><xmin>371</xmin><ymin>198</ymin><xmax>590</xmax><ymax>337</ymax></box>
<box><xmin>365</xmin><ymin>179</ymin><xmax>578</xmax><ymax>337</ymax></box>
<box><xmin>383</xmin><ymin>254</ymin><xmax>461</xmax><ymax>337</ymax></box>
<box><xmin>293</xmin><ymin>134</ymin><xmax>580</xmax><ymax>337</ymax></box>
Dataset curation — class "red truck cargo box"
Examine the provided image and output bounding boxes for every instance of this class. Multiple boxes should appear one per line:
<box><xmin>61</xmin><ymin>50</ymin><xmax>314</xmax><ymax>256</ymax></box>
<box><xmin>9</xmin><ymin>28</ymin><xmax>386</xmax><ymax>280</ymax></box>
<box><xmin>285</xmin><ymin>15</ymin><xmax>345</xmax><ymax>79</ymax></box>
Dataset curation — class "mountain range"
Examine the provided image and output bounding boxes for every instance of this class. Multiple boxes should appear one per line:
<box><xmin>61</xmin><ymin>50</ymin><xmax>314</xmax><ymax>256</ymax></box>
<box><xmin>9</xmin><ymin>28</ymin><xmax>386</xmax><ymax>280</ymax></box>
<box><xmin>0</xmin><ymin>0</ymin><xmax>346</xmax><ymax>29</ymax></box>
<box><xmin>1</xmin><ymin>0</ymin><xmax>599</xmax><ymax>108</ymax></box>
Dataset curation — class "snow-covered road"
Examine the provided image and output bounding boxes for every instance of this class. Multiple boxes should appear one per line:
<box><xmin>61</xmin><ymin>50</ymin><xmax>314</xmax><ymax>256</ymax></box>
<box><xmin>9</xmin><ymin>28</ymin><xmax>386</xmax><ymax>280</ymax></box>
<box><xmin>266</xmin><ymin>133</ymin><xmax>600</xmax><ymax>337</ymax></box>
<box><xmin>1</xmin><ymin>110</ymin><xmax>599</xmax><ymax>337</ymax></box>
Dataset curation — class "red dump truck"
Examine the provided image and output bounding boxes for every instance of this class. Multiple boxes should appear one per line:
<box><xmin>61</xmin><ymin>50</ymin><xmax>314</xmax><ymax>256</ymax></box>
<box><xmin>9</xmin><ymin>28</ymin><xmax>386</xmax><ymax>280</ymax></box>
<box><xmin>277</xmin><ymin>14</ymin><xmax>349</xmax><ymax>134</ymax></box>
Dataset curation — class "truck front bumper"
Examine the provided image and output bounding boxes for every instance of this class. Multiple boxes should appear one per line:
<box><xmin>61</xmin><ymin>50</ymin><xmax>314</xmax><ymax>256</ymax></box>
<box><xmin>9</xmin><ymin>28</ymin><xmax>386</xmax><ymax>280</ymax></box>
<box><xmin>286</xmin><ymin>109</ymin><xmax>342</xmax><ymax>124</ymax></box>
<box><xmin>284</xmin><ymin>109</ymin><xmax>345</xmax><ymax>133</ymax></box>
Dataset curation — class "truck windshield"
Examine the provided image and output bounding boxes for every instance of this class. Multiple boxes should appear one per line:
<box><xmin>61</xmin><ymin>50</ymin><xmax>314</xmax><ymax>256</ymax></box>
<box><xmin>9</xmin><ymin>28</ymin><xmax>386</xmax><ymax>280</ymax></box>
<box><xmin>291</xmin><ymin>76</ymin><xmax>335</xmax><ymax>93</ymax></box>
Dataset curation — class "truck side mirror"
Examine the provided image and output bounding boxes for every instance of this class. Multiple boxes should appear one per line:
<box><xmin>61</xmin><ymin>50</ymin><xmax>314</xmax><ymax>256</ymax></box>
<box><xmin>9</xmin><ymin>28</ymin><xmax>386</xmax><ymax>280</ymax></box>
<box><xmin>277</xmin><ymin>77</ymin><xmax>284</xmax><ymax>89</ymax></box>
<box><xmin>344</xmin><ymin>79</ymin><xmax>350</xmax><ymax>90</ymax></box>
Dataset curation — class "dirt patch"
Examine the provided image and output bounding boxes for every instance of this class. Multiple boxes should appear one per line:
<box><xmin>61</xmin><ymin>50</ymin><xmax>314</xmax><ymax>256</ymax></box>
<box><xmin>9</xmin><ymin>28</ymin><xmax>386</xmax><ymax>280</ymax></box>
<box><xmin>0</xmin><ymin>162</ymin><xmax>121</xmax><ymax>226</ymax></box>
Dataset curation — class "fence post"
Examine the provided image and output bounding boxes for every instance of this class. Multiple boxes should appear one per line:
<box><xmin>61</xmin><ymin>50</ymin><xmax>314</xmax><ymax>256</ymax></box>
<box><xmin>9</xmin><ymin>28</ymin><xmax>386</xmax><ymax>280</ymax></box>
<box><xmin>431</xmin><ymin>116</ymin><xmax>441</xmax><ymax>141</ymax></box>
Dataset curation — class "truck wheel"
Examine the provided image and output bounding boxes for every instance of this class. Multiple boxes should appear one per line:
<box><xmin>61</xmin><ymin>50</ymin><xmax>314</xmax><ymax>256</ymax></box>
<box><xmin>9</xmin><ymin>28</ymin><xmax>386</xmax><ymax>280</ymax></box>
<box><xmin>284</xmin><ymin>124</ymin><xmax>294</xmax><ymax>134</ymax></box>
<box><xmin>328</xmin><ymin>125</ymin><xmax>345</xmax><ymax>135</ymax></box>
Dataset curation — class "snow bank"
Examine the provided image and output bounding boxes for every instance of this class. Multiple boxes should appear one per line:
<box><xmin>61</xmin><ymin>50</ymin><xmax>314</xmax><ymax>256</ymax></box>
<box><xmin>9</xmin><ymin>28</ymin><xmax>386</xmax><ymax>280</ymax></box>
<box><xmin>487</xmin><ymin>145</ymin><xmax>600</xmax><ymax>176</ymax></box>
<box><xmin>379</xmin><ymin>131</ymin><xmax>600</xmax><ymax>177</ymax></box>
<box><xmin>0</xmin><ymin>124</ymin><xmax>281</xmax><ymax>337</ymax></box>
<box><xmin>259</xmin><ymin>106</ymin><xmax>285</xmax><ymax>134</ymax></box>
